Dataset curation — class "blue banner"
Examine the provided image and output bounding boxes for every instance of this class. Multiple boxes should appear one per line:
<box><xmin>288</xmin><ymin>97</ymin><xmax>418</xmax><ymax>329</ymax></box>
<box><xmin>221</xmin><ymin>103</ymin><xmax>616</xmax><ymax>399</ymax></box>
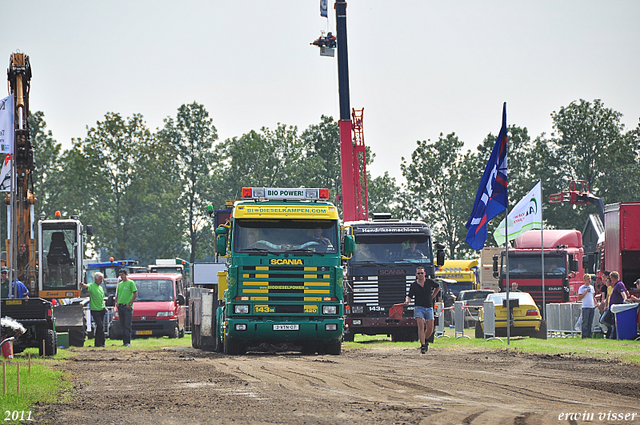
<box><xmin>465</xmin><ymin>103</ymin><xmax>508</xmax><ymax>250</ymax></box>
<box><xmin>320</xmin><ymin>0</ymin><xmax>328</xmax><ymax>18</ymax></box>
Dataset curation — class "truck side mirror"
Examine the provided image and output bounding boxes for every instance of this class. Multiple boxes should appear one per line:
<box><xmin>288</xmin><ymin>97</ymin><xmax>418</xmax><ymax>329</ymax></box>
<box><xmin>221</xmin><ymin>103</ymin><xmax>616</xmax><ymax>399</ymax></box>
<box><xmin>216</xmin><ymin>235</ymin><xmax>227</xmax><ymax>256</ymax></box>
<box><xmin>177</xmin><ymin>294</ymin><xmax>186</xmax><ymax>305</ymax></box>
<box><xmin>582</xmin><ymin>255</ymin><xmax>589</xmax><ymax>271</ymax></box>
<box><xmin>343</xmin><ymin>235</ymin><xmax>355</xmax><ymax>257</ymax></box>
<box><xmin>571</xmin><ymin>258</ymin><xmax>579</xmax><ymax>272</ymax></box>
<box><xmin>435</xmin><ymin>242</ymin><xmax>446</xmax><ymax>267</ymax></box>
<box><xmin>492</xmin><ymin>254</ymin><xmax>499</xmax><ymax>278</ymax></box>
<box><xmin>86</xmin><ymin>225</ymin><xmax>94</xmax><ymax>236</ymax></box>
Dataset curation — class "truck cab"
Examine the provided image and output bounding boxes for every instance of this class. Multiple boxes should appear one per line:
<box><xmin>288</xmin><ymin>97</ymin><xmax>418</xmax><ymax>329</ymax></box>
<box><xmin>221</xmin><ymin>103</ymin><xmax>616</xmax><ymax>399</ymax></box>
<box><xmin>496</xmin><ymin>230</ymin><xmax>584</xmax><ymax>305</ymax></box>
<box><xmin>343</xmin><ymin>215</ymin><xmax>445</xmax><ymax>342</ymax></box>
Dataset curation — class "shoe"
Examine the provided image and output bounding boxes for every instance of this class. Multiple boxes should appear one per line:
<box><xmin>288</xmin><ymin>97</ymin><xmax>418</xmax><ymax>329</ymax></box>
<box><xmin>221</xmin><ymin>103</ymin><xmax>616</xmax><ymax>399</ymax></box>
<box><xmin>420</xmin><ymin>344</ymin><xmax>428</xmax><ymax>354</ymax></box>
<box><xmin>123</xmin><ymin>343</ymin><xmax>131</xmax><ymax>347</ymax></box>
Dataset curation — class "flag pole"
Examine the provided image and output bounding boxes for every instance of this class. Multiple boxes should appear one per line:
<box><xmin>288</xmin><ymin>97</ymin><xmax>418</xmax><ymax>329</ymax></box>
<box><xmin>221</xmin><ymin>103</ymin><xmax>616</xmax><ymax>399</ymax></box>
<box><xmin>541</xmin><ymin>181</ymin><xmax>545</xmax><ymax>319</ymax></box>
<box><xmin>505</xmin><ymin>201</ymin><xmax>510</xmax><ymax>345</ymax></box>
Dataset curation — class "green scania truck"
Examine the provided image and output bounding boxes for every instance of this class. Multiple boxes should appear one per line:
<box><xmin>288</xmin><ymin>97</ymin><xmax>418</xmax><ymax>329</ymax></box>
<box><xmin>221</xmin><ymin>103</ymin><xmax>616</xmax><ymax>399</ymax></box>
<box><xmin>192</xmin><ymin>187</ymin><xmax>354</xmax><ymax>355</ymax></box>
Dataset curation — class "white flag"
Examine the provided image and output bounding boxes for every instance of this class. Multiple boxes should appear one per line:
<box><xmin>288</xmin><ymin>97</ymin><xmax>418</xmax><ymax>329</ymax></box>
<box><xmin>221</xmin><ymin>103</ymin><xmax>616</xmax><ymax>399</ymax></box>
<box><xmin>493</xmin><ymin>181</ymin><xmax>542</xmax><ymax>245</ymax></box>
<box><xmin>0</xmin><ymin>95</ymin><xmax>14</xmax><ymax>155</ymax></box>
<box><xmin>0</xmin><ymin>154</ymin><xmax>11</xmax><ymax>192</ymax></box>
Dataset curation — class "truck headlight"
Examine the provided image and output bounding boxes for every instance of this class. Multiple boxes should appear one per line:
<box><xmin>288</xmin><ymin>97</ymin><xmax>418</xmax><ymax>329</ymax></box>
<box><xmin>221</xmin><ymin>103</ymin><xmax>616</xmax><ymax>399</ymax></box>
<box><xmin>325</xmin><ymin>324</ymin><xmax>337</xmax><ymax>331</ymax></box>
<box><xmin>351</xmin><ymin>305</ymin><xmax>364</xmax><ymax>314</ymax></box>
<box><xmin>322</xmin><ymin>305</ymin><xmax>337</xmax><ymax>315</ymax></box>
<box><xmin>156</xmin><ymin>311</ymin><xmax>173</xmax><ymax>317</ymax></box>
<box><xmin>235</xmin><ymin>324</ymin><xmax>247</xmax><ymax>331</ymax></box>
<box><xmin>352</xmin><ymin>319</ymin><xmax>362</xmax><ymax>326</ymax></box>
<box><xmin>234</xmin><ymin>305</ymin><xmax>249</xmax><ymax>314</ymax></box>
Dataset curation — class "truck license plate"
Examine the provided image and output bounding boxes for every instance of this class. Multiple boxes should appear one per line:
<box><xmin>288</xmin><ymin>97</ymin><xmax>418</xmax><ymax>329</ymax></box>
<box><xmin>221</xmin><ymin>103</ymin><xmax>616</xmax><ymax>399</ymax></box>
<box><xmin>135</xmin><ymin>330</ymin><xmax>153</xmax><ymax>335</ymax></box>
<box><xmin>273</xmin><ymin>324</ymin><xmax>299</xmax><ymax>331</ymax></box>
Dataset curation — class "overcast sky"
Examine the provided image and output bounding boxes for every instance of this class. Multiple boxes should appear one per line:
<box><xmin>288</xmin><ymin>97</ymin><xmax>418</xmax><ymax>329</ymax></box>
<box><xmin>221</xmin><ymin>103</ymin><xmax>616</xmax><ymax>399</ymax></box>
<box><xmin>3</xmin><ymin>1</ymin><xmax>639</xmax><ymax>183</ymax></box>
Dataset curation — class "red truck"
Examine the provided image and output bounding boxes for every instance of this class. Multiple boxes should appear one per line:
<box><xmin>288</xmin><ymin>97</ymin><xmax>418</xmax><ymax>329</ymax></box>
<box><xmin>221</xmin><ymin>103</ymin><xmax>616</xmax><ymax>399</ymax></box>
<box><xmin>600</xmin><ymin>202</ymin><xmax>640</xmax><ymax>298</ymax></box>
<box><xmin>495</xmin><ymin>230</ymin><xmax>585</xmax><ymax>305</ymax></box>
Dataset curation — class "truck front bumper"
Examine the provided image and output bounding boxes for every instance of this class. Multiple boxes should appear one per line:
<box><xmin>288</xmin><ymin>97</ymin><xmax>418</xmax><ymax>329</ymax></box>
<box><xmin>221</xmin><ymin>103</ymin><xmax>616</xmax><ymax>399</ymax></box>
<box><xmin>226</xmin><ymin>318</ymin><xmax>344</xmax><ymax>344</ymax></box>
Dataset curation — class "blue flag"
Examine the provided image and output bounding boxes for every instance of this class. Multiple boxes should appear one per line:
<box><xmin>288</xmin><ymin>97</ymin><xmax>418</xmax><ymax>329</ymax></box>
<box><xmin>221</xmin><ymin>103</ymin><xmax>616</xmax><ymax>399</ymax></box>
<box><xmin>465</xmin><ymin>103</ymin><xmax>508</xmax><ymax>250</ymax></box>
<box><xmin>320</xmin><ymin>0</ymin><xmax>328</xmax><ymax>18</ymax></box>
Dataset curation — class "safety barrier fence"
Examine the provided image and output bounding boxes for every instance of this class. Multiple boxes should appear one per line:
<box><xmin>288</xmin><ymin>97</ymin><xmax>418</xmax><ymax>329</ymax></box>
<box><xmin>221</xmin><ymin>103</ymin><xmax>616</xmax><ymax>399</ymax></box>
<box><xmin>434</xmin><ymin>301</ymin><xmax>480</xmax><ymax>339</ymax></box>
<box><xmin>545</xmin><ymin>302</ymin><xmax>603</xmax><ymax>337</ymax></box>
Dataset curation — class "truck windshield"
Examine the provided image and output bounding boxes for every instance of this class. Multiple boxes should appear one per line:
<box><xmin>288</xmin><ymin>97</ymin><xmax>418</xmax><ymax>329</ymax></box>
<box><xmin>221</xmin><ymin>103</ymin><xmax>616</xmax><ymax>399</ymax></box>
<box><xmin>505</xmin><ymin>256</ymin><xmax>566</xmax><ymax>275</ymax></box>
<box><xmin>41</xmin><ymin>225</ymin><xmax>78</xmax><ymax>290</ymax></box>
<box><xmin>351</xmin><ymin>235</ymin><xmax>432</xmax><ymax>263</ymax></box>
<box><xmin>131</xmin><ymin>279</ymin><xmax>174</xmax><ymax>302</ymax></box>
<box><xmin>235</xmin><ymin>219</ymin><xmax>338</xmax><ymax>254</ymax></box>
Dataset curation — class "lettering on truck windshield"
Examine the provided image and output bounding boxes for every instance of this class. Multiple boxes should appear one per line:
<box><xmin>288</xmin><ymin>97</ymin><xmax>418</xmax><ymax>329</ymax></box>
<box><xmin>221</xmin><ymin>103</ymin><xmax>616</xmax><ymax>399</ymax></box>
<box><xmin>351</xmin><ymin>234</ymin><xmax>432</xmax><ymax>263</ymax></box>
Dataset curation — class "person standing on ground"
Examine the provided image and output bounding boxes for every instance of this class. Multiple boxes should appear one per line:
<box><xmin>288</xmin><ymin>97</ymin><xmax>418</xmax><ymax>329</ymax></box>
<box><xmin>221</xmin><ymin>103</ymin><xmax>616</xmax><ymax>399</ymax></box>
<box><xmin>404</xmin><ymin>266</ymin><xmax>440</xmax><ymax>354</ymax></box>
<box><xmin>80</xmin><ymin>272</ymin><xmax>107</xmax><ymax>347</ymax></box>
<box><xmin>607</xmin><ymin>271</ymin><xmax>628</xmax><ymax>340</ymax></box>
<box><xmin>578</xmin><ymin>273</ymin><xmax>597</xmax><ymax>338</ymax></box>
<box><xmin>115</xmin><ymin>269</ymin><xmax>137</xmax><ymax>347</ymax></box>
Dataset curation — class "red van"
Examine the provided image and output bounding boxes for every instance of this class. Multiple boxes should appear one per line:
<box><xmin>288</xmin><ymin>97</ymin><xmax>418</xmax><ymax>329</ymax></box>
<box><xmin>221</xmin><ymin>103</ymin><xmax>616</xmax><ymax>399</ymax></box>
<box><xmin>110</xmin><ymin>273</ymin><xmax>187</xmax><ymax>339</ymax></box>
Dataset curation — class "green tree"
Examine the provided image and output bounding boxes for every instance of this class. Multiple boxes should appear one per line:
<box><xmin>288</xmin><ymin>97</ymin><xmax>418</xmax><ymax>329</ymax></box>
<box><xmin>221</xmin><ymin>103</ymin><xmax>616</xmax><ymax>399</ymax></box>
<box><xmin>157</xmin><ymin>103</ymin><xmax>219</xmax><ymax>263</ymax></box>
<box><xmin>301</xmin><ymin>116</ymin><xmax>341</xmax><ymax>200</ymax></box>
<box><xmin>60</xmin><ymin>113</ymin><xmax>181</xmax><ymax>263</ymax></box>
<box><xmin>400</xmin><ymin>133</ymin><xmax>469</xmax><ymax>258</ymax></box>
<box><xmin>29</xmin><ymin>111</ymin><xmax>63</xmax><ymax>218</ymax></box>
<box><xmin>215</xmin><ymin>124</ymin><xmax>308</xmax><ymax>202</ymax></box>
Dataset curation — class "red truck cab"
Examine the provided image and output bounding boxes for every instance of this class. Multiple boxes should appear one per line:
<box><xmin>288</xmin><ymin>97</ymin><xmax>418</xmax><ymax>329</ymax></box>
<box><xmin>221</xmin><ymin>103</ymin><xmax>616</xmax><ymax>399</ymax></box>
<box><xmin>111</xmin><ymin>273</ymin><xmax>187</xmax><ymax>339</ymax></box>
<box><xmin>497</xmin><ymin>230</ymin><xmax>585</xmax><ymax>305</ymax></box>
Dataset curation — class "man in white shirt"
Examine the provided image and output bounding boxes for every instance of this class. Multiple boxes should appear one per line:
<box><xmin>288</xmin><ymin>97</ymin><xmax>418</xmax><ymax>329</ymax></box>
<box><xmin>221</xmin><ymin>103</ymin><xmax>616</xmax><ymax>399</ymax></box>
<box><xmin>578</xmin><ymin>274</ymin><xmax>597</xmax><ymax>338</ymax></box>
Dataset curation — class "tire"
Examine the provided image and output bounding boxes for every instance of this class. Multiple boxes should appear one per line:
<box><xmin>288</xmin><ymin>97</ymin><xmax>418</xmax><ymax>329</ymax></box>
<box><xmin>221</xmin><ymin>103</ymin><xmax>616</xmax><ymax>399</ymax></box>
<box><xmin>224</xmin><ymin>337</ymin><xmax>244</xmax><ymax>355</ymax></box>
<box><xmin>475</xmin><ymin>321</ymin><xmax>484</xmax><ymax>339</ymax></box>
<box><xmin>69</xmin><ymin>328</ymin><xmax>86</xmax><ymax>347</ymax></box>
<box><xmin>301</xmin><ymin>343</ymin><xmax>317</xmax><ymax>355</ymax></box>
<box><xmin>534</xmin><ymin>320</ymin><xmax>548</xmax><ymax>340</ymax></box>
<box><xmin>170</xmin><ymin>323</ymin><xmax>180</xmax><ymax>339</ymax></box>
<box><xmin>192</xmin><ymin>323</ymin><xmax>201</xmax><ymax>349</ymax></box>
<box><xmin>40</xmin><ymin>328</ymin><xmax>58</xmax><ymax>357</ymax></box>
<box><xmin>342</xmin><ymin>331</ymin><xmax>355</xmax><ymax>342</ymax></box>
<box><xmin>179</xmin><ymin>326</ymin><xmax>185</xmax><ymax>339</ymax></box>
<box><xmin>324</xmin><ymin>341</ymin><xmax>342</xmax><ymax>355</ymax></box>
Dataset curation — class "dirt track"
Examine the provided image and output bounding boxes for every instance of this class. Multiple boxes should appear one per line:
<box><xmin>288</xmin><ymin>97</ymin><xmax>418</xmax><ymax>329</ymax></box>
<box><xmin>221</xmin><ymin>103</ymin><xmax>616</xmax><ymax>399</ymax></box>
<box><xmin>35</xmin><ymin>343</ymin><xmax>640</xmax><ymax>425</ymax></box>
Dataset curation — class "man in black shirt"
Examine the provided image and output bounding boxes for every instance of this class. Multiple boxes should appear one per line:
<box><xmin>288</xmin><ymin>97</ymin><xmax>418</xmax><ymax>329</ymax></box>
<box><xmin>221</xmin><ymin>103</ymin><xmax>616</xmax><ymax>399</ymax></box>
<box><xmin>404</xmin><ymin>265</ymin><xmax>440</xmax><ymax>353</ymax></box>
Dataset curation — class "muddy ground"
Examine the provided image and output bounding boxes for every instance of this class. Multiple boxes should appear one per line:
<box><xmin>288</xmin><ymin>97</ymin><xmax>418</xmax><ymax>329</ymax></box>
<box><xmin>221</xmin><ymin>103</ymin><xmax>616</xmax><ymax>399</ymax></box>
<box><xmin>34</xmin><ymin>342</ymin><xmax>639</xmax><ymax>425</ymax></box>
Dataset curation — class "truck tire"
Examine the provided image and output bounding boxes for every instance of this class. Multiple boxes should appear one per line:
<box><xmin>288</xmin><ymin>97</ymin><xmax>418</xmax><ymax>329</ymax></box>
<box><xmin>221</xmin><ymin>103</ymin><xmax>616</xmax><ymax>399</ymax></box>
<box><xmin>324</xmin><ymin>341</ymin><xmax>342</xmax><ymax>355</ymax></box>
<box><xmin>475</xmin><ymin>321</ymin><xmax>484</xmax><ymax>339</ymax></box>
<box><xmin>69</xmin><ymin>328</ymin><xmax>86</xmax><ymax>347</ymax></box>
<box><xmin>39</xmin><ymin>329</ymin><xmax>58</xmax><ymax>357</ymax></box>
<box><xmin>192</xmin><ymin>323</ymin><xmax>201</xmax><ymax>349</ymax></box>
<box><xmin>534</xmin><ymin>320</ymin><xmax>548</xmax><ymax>340</ymax></box>
<box><xmin>224</xmin><ymin>337</ymin><xmax>245</xmax><ymax>355</ymax></box>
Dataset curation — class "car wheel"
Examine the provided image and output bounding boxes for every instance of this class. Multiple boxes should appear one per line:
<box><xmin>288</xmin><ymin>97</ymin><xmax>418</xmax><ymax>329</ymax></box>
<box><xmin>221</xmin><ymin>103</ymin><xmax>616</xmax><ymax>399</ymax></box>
<box><xmin>475</xmin><ymin>321</ymin><xmax>484</xmax><ymax>339</ymax></box>
<box><xmin>170</xmin><ymin>324</ymin><xmax>179</xmax><ymax>339</ymax></box>
<box><xmin>534</xmin><ymin>320</ymin><xmax>548</xmax><ymax>340</ymax></box>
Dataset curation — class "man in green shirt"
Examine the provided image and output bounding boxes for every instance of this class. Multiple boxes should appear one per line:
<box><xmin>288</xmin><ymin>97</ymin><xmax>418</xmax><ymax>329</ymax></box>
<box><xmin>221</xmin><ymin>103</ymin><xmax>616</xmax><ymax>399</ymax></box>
<box><xmin>80</xmin><ymin>272</ymin><xmax>107</xmax><ymax>347</ymax></box>
<box><xmin>115</xmin><ymin>269</ymin><xmax>137</xmax><ymax>346</ymax></box>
